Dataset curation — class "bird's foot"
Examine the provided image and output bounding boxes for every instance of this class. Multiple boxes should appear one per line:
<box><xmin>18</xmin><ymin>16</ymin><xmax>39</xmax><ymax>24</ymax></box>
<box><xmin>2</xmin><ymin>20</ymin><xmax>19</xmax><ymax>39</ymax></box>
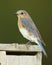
<box><xmin>25</xmin><ymin>41</ymin><xmax>31</xmax><ymax>49</ymax></box>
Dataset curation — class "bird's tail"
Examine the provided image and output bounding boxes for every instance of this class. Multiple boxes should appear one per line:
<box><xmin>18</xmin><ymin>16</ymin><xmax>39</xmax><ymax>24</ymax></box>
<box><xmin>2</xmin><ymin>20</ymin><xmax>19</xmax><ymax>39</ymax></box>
<box><xmin>37</xmin><ymin>40</ymin><xmax>47</xmax><ymax>57</ymax></box>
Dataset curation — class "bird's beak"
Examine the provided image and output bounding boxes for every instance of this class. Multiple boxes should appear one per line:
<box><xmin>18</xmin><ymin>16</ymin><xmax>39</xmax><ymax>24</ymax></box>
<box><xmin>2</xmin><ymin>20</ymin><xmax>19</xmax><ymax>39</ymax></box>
<box><xmin>12</xmin><ymin>12</ymin><xmax>18</xmax><ymax>15</ymax></box>
<box><xmin>16</xmin><ymin>12</ymin><xmax>18</xmax><ymax>15</ymax></box>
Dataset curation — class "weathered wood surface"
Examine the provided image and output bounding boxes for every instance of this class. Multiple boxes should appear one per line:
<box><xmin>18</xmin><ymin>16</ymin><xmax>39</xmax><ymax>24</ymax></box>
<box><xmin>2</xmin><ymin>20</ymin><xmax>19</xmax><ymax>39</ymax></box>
<box><xmin>0</xmin><ymin>43</ymin><xmax>42</xmax><ymax>65</ymax></box>
<box><xmin>0</xmin><ymin>43</ymin><xmax>42</xmax><ymax>52</ymax></box>
<box><xmin>6</xmin><ymin>53</ymin><xmax>42</xmax><ymax>65</ymax></box>
<box><xmin>0</xmin><ymin>51</ymin><xmax>6</xmax><ymax>65</ymax></box>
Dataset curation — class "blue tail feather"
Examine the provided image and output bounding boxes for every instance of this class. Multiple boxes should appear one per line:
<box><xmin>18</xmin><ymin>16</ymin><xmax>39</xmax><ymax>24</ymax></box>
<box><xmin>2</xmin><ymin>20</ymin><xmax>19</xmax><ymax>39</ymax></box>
<box><xmin>37</xmin><ymin>40</ymin><xmax>47</xmax><ymax>57</ymax></box>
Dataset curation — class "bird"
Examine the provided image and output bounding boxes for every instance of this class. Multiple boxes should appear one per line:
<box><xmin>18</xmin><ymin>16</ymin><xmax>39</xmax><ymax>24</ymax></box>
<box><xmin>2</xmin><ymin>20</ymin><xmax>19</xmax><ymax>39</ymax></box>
<box><xmin>16</xmin><ymin>10</ymin><xmax>47</xmax><ymax>56</ymax></box>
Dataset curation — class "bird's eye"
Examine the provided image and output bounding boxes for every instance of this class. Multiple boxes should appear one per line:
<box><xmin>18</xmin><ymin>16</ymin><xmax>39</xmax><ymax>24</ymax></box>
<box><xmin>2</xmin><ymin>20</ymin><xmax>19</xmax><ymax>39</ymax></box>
<box><xmin>21</xmin><ymin>12</ymin><xmax>23</xmax><ymax>15</ymax></box>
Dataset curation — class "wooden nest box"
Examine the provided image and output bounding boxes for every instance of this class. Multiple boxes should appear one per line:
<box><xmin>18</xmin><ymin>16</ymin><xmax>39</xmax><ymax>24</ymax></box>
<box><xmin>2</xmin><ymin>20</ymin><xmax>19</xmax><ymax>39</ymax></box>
<box><xmin>0</xmin><ymin>43</ymin><xmax>42</xmax><ymax>65</ymax></box>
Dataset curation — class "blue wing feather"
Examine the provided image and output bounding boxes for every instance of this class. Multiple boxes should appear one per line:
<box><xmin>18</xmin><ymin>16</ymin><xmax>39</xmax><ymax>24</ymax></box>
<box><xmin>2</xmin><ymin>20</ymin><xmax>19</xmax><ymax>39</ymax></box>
<box><xmin>37</xmin><ymin>40</ymin><xmax>47</xmax><ymax>57</ymax></box>
<box><xmin>21</xmin><ymin>18</ymin><xmax>27</xmax><ymax>25</ymax></box>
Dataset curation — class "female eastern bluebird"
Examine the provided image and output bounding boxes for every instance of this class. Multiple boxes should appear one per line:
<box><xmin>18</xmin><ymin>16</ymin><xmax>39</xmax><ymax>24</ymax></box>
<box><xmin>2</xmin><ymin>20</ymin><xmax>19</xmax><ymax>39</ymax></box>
<box><xmin>16</xmin><ymin>10</ymin><xmax>47</xmax><ymax>56</ymax></box>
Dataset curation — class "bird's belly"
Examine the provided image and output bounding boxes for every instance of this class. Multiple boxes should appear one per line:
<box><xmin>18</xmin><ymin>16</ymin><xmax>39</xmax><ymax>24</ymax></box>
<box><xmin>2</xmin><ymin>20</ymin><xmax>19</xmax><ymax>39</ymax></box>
<box><xmin>19</xmin><ymin>28</ymin><xmax>37</xmax><ymax>42</ymax></box>
<box><xmin>19</xmin><ymin>29</ymin><xmax>29</xmax><ymax>38</ymax></box>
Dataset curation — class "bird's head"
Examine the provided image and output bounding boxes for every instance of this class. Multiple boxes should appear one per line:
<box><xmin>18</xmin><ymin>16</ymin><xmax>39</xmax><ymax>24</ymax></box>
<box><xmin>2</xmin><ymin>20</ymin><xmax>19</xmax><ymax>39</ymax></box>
<box><xmin>16</xmin><ymin>10</ymin><xmax>29</xmax><ymax>18</ymax></box>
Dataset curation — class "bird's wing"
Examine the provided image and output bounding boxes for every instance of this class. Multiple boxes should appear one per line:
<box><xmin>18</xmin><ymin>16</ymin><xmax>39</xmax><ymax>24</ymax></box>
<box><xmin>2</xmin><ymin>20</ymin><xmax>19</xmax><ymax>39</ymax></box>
<box><xmin>37</xmin><ymin>40</ymin><xmax>47</xmax><ymax>56</ymax></box>
<box><xmin>21</xmin><ymin>17</ymin><xmax>46</xmax><ymax>46</ymax></box>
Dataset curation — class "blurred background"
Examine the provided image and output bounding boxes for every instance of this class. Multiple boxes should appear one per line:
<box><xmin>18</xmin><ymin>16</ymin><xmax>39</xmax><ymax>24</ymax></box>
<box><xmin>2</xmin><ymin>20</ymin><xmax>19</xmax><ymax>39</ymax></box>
<box><xmin>0</xmin><ymin>0</ymin><xmax>52</xmax><ymax>65</ymax></box>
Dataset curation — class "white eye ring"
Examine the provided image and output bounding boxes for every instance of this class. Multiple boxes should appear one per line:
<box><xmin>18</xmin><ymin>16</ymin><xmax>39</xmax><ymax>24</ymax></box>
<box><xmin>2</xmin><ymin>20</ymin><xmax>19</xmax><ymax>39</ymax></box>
<box><xmin>21</xmin><ymin>12</ymin><xmax>23</xmax><ymax>15</ymax></box>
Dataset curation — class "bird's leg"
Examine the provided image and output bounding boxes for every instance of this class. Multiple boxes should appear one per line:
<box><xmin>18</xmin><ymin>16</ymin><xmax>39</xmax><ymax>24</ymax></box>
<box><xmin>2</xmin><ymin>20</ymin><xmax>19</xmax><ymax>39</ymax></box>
<box><xmin>15</xmin><ymin>43</ymin><xmax>17</xmax><ymax>48</ymax></box>
<box><xmin>26</xmin><ymin>41</ymin><xmax>31</xmax><ymax>45</ymax></box>
<box><xmin>25</xmin><ymin>41</ymin><xmax>31</xmax><ymax>49</ymax></box>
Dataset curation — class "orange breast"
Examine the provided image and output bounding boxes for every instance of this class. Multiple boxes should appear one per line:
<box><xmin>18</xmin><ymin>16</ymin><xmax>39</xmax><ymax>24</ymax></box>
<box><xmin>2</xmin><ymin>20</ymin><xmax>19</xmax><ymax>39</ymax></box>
<box><xmin>18</xmin><ymin>18</ymin><xmax>26</xmax><ymax>29</ymax></box>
